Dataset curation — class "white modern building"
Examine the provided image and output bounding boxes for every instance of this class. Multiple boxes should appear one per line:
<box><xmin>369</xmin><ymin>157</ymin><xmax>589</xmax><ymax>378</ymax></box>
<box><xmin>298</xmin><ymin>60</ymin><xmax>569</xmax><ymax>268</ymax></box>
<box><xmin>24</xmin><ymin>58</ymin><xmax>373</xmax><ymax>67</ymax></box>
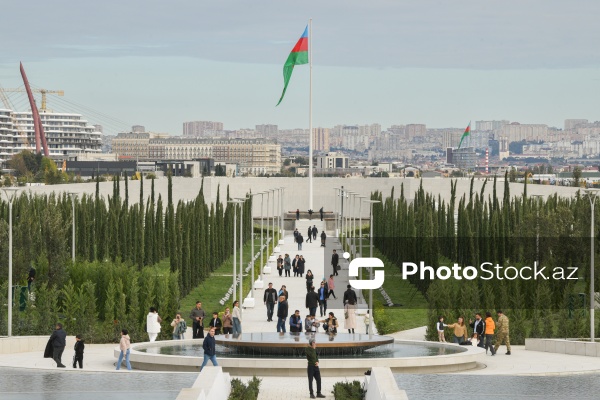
<box><xmin>0</xmin><ymin>108</ymin><xmax>102</xmax><ymax>166</ymax></box>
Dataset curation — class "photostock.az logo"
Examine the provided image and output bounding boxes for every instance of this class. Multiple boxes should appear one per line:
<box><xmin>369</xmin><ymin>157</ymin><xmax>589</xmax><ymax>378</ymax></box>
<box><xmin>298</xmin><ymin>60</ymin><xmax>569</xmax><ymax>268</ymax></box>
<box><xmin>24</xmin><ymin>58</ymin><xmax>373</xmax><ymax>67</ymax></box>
<box><xmin>348</xmin><ymin>257</ymin><xmax>385</xmax><ymax>290</ymax></box>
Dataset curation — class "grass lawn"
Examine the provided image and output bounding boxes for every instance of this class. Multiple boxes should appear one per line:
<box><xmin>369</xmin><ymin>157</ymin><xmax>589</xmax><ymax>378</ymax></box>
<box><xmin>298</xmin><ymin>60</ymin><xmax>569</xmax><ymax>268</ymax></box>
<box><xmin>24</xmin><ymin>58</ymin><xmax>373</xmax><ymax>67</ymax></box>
<box><xmin>178</xmin><ymin>232</ymin><xmax>277</xmax><ymax>325</ymax></box>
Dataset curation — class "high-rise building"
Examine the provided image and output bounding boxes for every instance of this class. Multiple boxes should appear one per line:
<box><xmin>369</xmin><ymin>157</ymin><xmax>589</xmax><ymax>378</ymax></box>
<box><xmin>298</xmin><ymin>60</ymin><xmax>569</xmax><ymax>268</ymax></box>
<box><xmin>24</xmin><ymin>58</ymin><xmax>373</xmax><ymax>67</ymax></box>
<box><xmin>0</xmin><ymin>108</ymin><xmax>102</xmax><ymax>166</ymax></box>
<box><xmin>564</xmin><ymin>119</ymin><xmax>588</xmax><ymax>131</ymax></box>
<box><xmin>475</xmin><ymin>120</ymin><xmax>509</xmax><ymax>131</ymax></box>
<box><xmin>182</xmin><ymin>121</ymin><xmax>224</xmax><ymax>137</ymax></box>
<box><xmin>316</xmin><ymin>152</ymin><xmax>349</xmax><ymax>169</ymax></box>
<box><xmin>405</xmin><ymin>124</ymin><xmax>426</xmax><ymax>140</ymax></box>
<box><xmin>255</xmin><ymin>124</ymin><xmax>278</xmax><ymax>139</ymax></box>
<box><xmin>500</xmin><ymin>123</ymin><xmax>548</xmax><ymax>142</ymax></box>
<box><xmin>447</xmin><ymin>147</ymin><xmax>476</xmax><ymax>170</ymax></box>
<box><xmin>313</xmin><ymin>127</ymin><xmax>330</xmax><ymax>152</ymax></box>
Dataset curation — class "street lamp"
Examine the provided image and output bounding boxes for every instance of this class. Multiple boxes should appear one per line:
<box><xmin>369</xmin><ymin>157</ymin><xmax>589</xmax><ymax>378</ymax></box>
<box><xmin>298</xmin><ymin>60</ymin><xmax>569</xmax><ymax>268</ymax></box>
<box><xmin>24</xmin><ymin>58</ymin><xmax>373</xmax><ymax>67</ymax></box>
<box><xmin>363</xmin><ymin>199</ymin><xmax>381</xmax><ymax>338</ymax></box>
<box><xmin>249</xmin><ymin>192</ymin><xmax>265</xmax><ymax>299</ymax></box>
<box><xmin>339</xmin><ymin>186</ymin><xmax>345</xmax><ymax>240</ymax></box>
<box><xmin>279</xmin><ymin>187</ymin><xmax>285</xmax><ymax>241</ymax></box>
<box><xmin>258</xmin><ymin>192</ymin><xmax>266</xmax><ymax>282</ymax></box>
<box><xmin>357</xmin><ymin>196</ymin><xmax>367</xmax><ymax>257</ymax></box>
<box><xmin>585</xmin><ymin>189</ymin><xmax>598</xmax><ymax>342</ymax></box>
<box><xmin>271</xmin><ymin>189</ymin><xmax>276</xmax><ymax>244</ymax></box>
<box><xmin>333</xmin><ymin>188</ymin><xmax>340</xmax><ymax>236</ymax></box>
<box><xmin>68</xmin><ymin>192</ymin><xmax>78</xmax><ymax>262</ymax></box>
<box><xmin>236</xmin><ymin>197</ymin><xmax>249</xmax><ymax>312</ymax></box>
<box><xmin>2</xmin><ymin>188</ymin><xmax>19</xmax><ymax>337</ymax></box>
<box><xmin>228</xmin><ymin>199</ymin><xmax>244</xmax><ymax>306</ymax></box>
<box><xmin>346</xmin><ymin>191</ymin><xmax>355</xmax><ymax>252</ymax></box>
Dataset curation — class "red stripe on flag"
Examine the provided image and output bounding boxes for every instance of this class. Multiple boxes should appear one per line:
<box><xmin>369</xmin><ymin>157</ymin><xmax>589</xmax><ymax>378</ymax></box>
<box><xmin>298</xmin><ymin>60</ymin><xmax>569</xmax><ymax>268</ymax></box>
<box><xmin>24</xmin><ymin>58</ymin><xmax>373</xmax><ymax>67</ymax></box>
<box><xmin>291</xmin><ymin>37</ymin><xmax>308</xmax><ymax>53</ymax></box>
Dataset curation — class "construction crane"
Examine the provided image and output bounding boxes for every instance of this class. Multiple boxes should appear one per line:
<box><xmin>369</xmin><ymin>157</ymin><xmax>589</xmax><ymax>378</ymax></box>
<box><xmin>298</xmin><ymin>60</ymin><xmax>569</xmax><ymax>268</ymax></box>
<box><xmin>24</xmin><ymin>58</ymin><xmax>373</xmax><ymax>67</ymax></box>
<box><xmin>0</xmin><ymin>87</ymin><xmax>64</xmax><ymax>112</ymax></box>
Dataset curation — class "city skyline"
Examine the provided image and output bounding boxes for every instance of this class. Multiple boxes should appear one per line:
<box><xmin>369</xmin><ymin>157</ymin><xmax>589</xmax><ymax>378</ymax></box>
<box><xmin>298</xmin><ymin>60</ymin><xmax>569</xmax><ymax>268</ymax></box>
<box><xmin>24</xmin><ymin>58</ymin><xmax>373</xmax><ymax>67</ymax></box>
<box><xmin>1</xmin><ymin>1</ymin><xmax>600</xmax><ymax>134</ymax></box>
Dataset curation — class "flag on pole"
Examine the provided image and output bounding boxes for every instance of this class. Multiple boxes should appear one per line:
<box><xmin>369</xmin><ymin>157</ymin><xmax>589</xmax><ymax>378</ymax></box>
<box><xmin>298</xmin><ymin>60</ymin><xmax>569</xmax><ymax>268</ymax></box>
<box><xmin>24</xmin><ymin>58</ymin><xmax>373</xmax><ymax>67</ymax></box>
<box><xmin>276</xmin><ymin>26</ymin><xmax>309</xmax><ymax>106</ymax></box>
<box><xmin>458</xmin><ymin>122</ymin><xmax>471</xmax><ymax>149</ymax></box>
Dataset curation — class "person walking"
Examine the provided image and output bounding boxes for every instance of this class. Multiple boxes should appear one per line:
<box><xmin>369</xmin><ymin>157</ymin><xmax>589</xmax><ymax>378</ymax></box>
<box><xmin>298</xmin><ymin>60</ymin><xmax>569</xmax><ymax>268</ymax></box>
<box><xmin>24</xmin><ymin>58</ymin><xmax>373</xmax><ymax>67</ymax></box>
<box><xmin>48</xmin><ymin>323</ymin><xmax>67</xmax><ymax>368</ymax></box>
<box><xmin>484</xmin><ymin>312</ymin><xmax>496</xmax><ymax>355</ymax></box>
<box><xmin>317</xmin><ymin>282</ymin><xmax>328</xmax><ymax>317</ymax></box>
<box><xmin>296</xmin><ymin>209</ymin><xmax>300</xmax><ymax>220</ymax></box>
<box><xmin>170</xmin><ymin>313</ymin><xmax>187</xmax><ymax>340</ymax></box>
<box><xmin>305</xmin><ymin>338</ymin><xmax>326</xmax><ymax>398</ymax></box>
<box><xmin>232</xmin><ymin>300</ymin><xmax>242</xmax><ymax>335</ymax></box>
<box><xmin>298</xmin><ymin>256</ymin><xmax>306</xmax><ymax>277</ymax></box>
<box><xmin>331</xmin><ymin>250</ymin><xmax>339</xmax><ymax>276</ymax></box>
<box><xmin>264</xmin><ymin>283</ymin><xmax>278</xmax><ymax>322</ymax></box>
<box><xmin>297</xmin><ymin>234</ymin><xmax>304</xmax><ymax>250</ymax></box>
<box><xmin>208</xmin><ymin>312</ymin><xmax>222</xmax><ymax>335</ymax></box>
<box><xmin>306</xmin><ymin>227</ymin><xmax>312</xmax><ymax>243</ymax></box>
<box><xmin>327</xmin><ymin>275</ymin><xmax>337</xmax><ymax>299</ymax></box>
<box><xmin>306</xmin><ymin>286</ymin><xmax>319</xmax><ymax>317</ymax></box>
<box><xmin>278</xmin><ymin>285</ymin><xmax>289</xmax><ymax>301</ymax></box>
<box><xmin>319</xmin><ymin>207</ymin><xmax>324</xmax><ymax>221</ymax></box>
<box><xmin>364</xmin><ymin>311</ymin><xmax>370</xmax><ymax>334</ymax></box>
<box><xmin>277</xmin><ymin>295</ymin><xmax>288</xmax><ymax>333</ymax></box>
<box><xmin>343</xmin><ymin>285</ymin><xmax>358</xmax><ymax>334</ymax></box>
<box><xmin>289</xmin><ymin>310</ymin><xmax>303</xmax><ymax>333</ymax></box>
<box><xmin>305</xmin><ymin>270</ymin><xmax>314</xmax><ymax>293</ymax></box>
<box><xmin>494</xmin><ymin>310</ymin><xmax>511</xmax><ymax>355</ymax></box>
<box><xmin>469</xmin><ymin>313</ymin><xmax>486</xmax><ymax>348</ymax></box>
<box><xmin>277</xmin><ymin>255</ymin><xmax>284</xmax><ymax>276</ymax></box>
<box><xmin>72</xmin><ymin>334</ymin><xmax>84</xmax><ymax>369</ymax></box>
<box><xmin>284</xmin><ymin>254</ymin><xmax>292</xmax><ymax>277</ymax></box>
<box><xmin>320</xmin><ymin>231</ymin><xmax>326</xmax><ymax>247</ymax></box>
<box><xmin>222</xmin><ymin>307</ymin><xmax>233</xmax><ymax>335</ymax></box>
<box><xmin>116</xmin><ymin>329</ymin><xmax>132</xmax><ymax>370</ymax></box>
<box><xmin>146</xmin><ymin>307</ymin><xmax>161</xmax><ymax>342</ymax></box>
<box><xmin>312</xmin><ymin>225</ymin><xmax>318</xmax><ymax>240</ymax></box>
<box><xmin>447</xmin><ymin>316</ymin><xmax>468</xmax><ymax>344</ymax></box>
<box><xmin>293</xmin><ymin>228</ymin><xmax>299</xmax><ymax>243</ymax></box>
<box><xmin>190</xmin><ymin>301</ymin><xmax>205</xmax><ymax>339</ymax></box>
<box><xmin>292</xmin><ymin>254</ymin><xmax>300</xmax><ymax>277</ymax></box>
<box><xmin>200</xmin><ymin>328</ymin><xmax>218</xmax><ymax>371</ymax></box>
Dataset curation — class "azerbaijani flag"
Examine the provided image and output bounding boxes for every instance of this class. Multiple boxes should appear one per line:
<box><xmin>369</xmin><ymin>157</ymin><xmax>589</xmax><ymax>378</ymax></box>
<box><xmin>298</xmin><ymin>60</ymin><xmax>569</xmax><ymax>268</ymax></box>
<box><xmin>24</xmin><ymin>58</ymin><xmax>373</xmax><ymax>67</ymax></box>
<box><xmin>276</xmin><ymin>26</ymin><xmax>309</xmax><ymax>106</ymax></box>
<box><xmin>458</xmin><ymin>122</ymin><xmax>471</xmax><ymax>149</ymax></box>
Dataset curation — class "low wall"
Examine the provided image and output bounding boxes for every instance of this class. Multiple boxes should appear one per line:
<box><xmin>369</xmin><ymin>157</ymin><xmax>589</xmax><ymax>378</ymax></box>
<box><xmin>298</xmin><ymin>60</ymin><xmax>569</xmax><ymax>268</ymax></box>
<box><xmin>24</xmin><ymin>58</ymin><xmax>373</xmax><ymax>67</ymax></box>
<box><xmin>526</xmin><ymin>338</ymin><xmax>600</xmax><ymax>357</ymax></box>
<box><xmin>176</xmin><ymin>367</ymin><xmax>231</xmax><ymax>400</ymax></box>
<box><xmin>365</xmin><ymin>367</ymin><xmax>409</xmax><ymax>400</ymax></box>
<box><xmin>0</xmin><ymin>335</ymin><xmax>76</xmax><ymax>355</ymax></box>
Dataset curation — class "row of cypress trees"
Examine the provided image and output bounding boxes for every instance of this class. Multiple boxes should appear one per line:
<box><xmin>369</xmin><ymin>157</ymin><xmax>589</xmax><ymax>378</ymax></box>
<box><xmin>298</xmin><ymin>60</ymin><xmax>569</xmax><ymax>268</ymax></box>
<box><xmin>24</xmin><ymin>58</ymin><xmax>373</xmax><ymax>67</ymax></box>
<box><xmin>372</xmin><ymin>176</ymin><xmax>598</xmax><ymax>342</ymax></box>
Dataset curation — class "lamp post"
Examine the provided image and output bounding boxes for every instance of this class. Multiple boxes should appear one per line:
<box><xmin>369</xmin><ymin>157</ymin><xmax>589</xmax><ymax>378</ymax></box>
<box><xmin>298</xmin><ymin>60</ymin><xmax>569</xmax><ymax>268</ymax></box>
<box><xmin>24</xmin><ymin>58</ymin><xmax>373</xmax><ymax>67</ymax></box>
<box><xmin>357</xmin><ymin>196</ymin><xmax>367</xmax><ymax>257</ymax></box>
<box><xmin>68</xmin><ymin>192</ymin><xmax>78</xmax><ymax>262</ymax></box>
<box><xmin>333</xmin><ymin>188</ymin><xmax>340</xmax><ymax>236</ymax></box>
<box><xmin>271</xmin><ymin>189</ymin><xmax>276</xmax><ymax>244</ymax></box>
<box><xmin>228</xmin><ymin>199</ymin><xmax>244</xmax><ymax>306</ymax></box>
<box><xmin>2</xmin><ymin>188</ymin><xmax>19</xmax><ymax>337</ymax></box>
<box><xmin>279</xmin><ymin>187</ymin><xmax>285</xmax><ymax>240</ymax></box>
<box><xmin>340</xmin><ymin>186</ymin><xmax>345</xmax><ymax>240</ymax></box>
<box><xmin>586</xmin><ymin>189</ymin><xmax>598</xmax><ymax>342</ymax></box>
<box><xmin>259</xmin><ymin>192</ymin><xmax>266</xmax><ymax>282</ymax></box>
<box><xmin>364</xmin><ymin>199</ymin><xmax>381</xmax><ymax>338</ymax></box>
<box><xmin>346</xmin><ymin>191</ymin><xmax>355</xmax><ymax>252</ymax></box>
<box><xmin>236</xmin><ymin>197</ymin><xmax>249</xmax><ymax>311</ymax></box>
<box><xmin>249</xmin><ymin>192</ymin><xmax>265</xmax><ymax>298</ymax></box>
<box><xmin>266</xmin><ymin>190</ymin><xmax>271</xmax><ymax>257</ymax></box>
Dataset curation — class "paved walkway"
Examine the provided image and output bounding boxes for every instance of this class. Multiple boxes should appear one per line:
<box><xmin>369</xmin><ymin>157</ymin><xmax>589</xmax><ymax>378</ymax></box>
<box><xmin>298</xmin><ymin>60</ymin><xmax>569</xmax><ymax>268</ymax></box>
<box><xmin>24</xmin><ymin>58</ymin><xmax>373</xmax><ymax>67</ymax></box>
<box><xmin>242</xmin><ymin>219</ymin><xmax>369</xmax><ymax>334</ymax></box>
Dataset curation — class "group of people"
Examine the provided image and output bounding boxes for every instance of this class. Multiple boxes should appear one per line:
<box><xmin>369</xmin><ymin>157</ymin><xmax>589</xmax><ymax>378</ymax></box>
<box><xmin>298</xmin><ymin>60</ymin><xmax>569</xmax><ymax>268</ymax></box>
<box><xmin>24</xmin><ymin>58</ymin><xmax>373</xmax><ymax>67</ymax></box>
<box><xmin>437</xmin><ymin>310</ymin><xmax>511</xmax><ymax>356</ymax></box>
<box><xmin>45</xmin><ymin>323</ymin><xmax>85</xmax><ymax>369</ymax></box>
<box><xmin>277</xmin><ymin>254</ymin><xmax>308</xmax><ymax>277</ymax></box>
<box><xmin>294</xmin><ymin>226</ymin><xmax>327</xmax><ymax>250</ymax></box>
<box><xmin>189</xmin><ymin>300</ymin><xmax>242</xmax><ymax>338</ymax></box>
<box><xmin>264</xmin><ymin>281</ymin><xmax>360</xmax><ymax>335</ymax></box>
<box><xmin>296</xmin><ymin>207</ymin><xmax>325</xmax><ymax>221</ymax></box>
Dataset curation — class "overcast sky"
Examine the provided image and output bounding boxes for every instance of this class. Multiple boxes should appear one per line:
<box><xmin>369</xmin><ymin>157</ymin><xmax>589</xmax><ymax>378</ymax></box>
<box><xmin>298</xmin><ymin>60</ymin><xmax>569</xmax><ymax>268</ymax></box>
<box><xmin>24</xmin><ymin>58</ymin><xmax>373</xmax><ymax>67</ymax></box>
<box><xmin>1</xmin><ymin>0</ymin><xmax>599</xmax><ymax>134</ymax></box>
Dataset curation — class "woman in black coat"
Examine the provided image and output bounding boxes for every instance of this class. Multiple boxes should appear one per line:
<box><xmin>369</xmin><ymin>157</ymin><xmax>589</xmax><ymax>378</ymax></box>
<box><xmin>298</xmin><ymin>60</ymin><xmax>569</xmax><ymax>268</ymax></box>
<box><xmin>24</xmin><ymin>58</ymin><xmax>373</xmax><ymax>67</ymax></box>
<box><xmin>305</xmin><ymin>270</ymin><xmax>314</xmax><ymax>293</ymax></box>
<box><xmin>297</xmin><ymin>256</ymin><xmax>306</xmax><ymax>277</ymax></box>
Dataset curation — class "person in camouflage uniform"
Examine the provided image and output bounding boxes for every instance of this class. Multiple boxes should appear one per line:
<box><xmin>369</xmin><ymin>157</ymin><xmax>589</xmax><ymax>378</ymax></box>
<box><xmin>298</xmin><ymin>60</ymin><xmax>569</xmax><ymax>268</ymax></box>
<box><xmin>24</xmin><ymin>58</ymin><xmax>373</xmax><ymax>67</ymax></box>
<box><xmin>494</xmin><ymin>310</ymin><xmax>511</xmax><ymax>355</ymax></box>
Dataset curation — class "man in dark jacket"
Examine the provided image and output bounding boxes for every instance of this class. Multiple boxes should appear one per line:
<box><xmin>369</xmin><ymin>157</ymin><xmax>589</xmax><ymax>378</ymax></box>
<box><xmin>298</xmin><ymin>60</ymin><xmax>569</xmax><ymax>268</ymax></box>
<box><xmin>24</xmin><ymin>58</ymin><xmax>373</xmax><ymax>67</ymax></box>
<box><xmin>277</xmin><ymin>295</ymin><xmax>288</xmax><ymax>333</ymax></box>
<box><xmin>317</xmin><ymin>282</ymin><xmax>328</xmax><ymax>317</ymax></box>
<box><xmin>264</xmin><ymin>283</ymin><xmax>278</xmax><ymax>322</ymax></box>
<box><xmin>190</xmin><ymin>301</ymin><xmax>206</xmax><ymax>339</ymax></box>
<box><xmin>289</xmin><ymin>310</ymin><xmax>303</xmax><ymax>333</ymax></box>
<box><xmin>208</xmin><ymin>312</ymin><xmax>222</xmax><ymax>335</ymax></box>
<box><xmin>312</xmin><ymin>225</ymin><xmax>318</xmax><ymax>240</ymax></box>
<box><xmin>331</xmin><ymin>250</ymin><xmax>339</xmax><ymax>276</ymax></box>
<box><xmin>343</xmin><ymin>285</ymin><xmax>358</xmax><ymax>305</ymax></box>
<box><xmin>73</xmin><ymin>334</ymin><xmax>85</xmax><ymax>369</ymax></box>
<box><xmin>305</xmin><ymin>287</ymin><xmax>319</xmax><ymax>317</ymax></box>
<box><xmin>320</xmin><ymin>231</ymin><xmax>326</xmax><ymax>247</ymax></box>
<box><xmin>305</xmin><ymin>338</ymin><xmax>325</xmax><ymax>398</ymax></box>
<box><xmin>307</xmin><ymin>227</ymin><xmax>312</xmax><ymax>243</ymax></box>
<box><xmin>319</xmin><ymin>207</ymin><xmax>324</xmax><ymax>221</ymax></box>
<box><xmin>469</xmin><ymin>313</ymin><xmax>486</xmax><ymax>348</ymax></box>
<box><xmin>49</xmin><ymin>323</ymin><xmax>67</xmax><ymax>368</ymax></box>
<box><xmin>200</xmin><ymin>327</ymin><xmax>218</xmax><ymax>371</ymax></box>
<box><xmin>297</xmin><ymin>234</ymin><xmax>304</xmax><ymax>250</ymax></box>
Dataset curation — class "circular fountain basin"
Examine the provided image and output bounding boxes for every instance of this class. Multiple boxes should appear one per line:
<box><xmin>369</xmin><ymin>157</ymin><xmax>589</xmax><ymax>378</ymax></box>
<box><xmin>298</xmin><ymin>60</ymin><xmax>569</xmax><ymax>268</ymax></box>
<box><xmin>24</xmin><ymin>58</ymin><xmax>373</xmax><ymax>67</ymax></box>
<box><xmin>214</xmin><ymin>332</ymin><xmax>394</xmax><ymax>356</ymax></box>
<box><xmin>117</xmin><ymin>335</ymin><xmax>485</xmax><ymax>376</ymax></box>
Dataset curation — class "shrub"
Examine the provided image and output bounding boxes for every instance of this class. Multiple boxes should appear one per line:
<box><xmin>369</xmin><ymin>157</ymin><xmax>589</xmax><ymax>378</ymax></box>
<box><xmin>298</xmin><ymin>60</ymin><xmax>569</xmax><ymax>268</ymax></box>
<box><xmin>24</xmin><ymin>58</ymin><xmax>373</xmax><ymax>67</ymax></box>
<box><xmin>228</xmin><ymin>376</ymin><xmax>261</xmax><ymax>400</ymax></box>
<box><xmin>332</xmin><ymin>380</ymin><xmax>366</xmax><ymax>400</ymax></box>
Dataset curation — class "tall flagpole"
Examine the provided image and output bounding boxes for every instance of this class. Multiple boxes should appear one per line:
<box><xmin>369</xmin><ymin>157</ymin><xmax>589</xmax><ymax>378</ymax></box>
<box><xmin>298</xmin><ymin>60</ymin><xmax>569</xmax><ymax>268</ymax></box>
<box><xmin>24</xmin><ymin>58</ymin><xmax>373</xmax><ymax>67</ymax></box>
<box><xmin>309</xmin><ymin>18</ymin><xmax>313</xmax><ymax>211</ymax></box>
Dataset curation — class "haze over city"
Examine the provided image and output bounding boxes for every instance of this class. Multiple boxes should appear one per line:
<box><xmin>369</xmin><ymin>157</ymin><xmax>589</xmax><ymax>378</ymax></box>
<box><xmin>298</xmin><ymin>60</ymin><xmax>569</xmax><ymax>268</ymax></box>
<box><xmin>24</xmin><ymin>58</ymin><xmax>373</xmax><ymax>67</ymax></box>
<box><xmin>2</xmin><ymin>0</ymin><xmax>600</xmax><ymax>134</ymax></box>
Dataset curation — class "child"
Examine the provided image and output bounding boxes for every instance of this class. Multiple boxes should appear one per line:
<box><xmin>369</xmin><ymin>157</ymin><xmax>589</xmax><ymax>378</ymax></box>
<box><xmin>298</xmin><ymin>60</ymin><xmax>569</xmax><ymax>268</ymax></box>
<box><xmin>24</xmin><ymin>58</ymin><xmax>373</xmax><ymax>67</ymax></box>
<box><xmin>73</xmin><ymin>334</ymin><xmax>84</xmax><ymax>369</ymax></box>
<box><xmin>364</xmin><ymin>311</ymin><xmax>370</xmax><ymax>334</ymax></box>
<box><xmin>437</xmin><ymin>316</ymin><xmax>447</xmax><ymax>342</ymax></box>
